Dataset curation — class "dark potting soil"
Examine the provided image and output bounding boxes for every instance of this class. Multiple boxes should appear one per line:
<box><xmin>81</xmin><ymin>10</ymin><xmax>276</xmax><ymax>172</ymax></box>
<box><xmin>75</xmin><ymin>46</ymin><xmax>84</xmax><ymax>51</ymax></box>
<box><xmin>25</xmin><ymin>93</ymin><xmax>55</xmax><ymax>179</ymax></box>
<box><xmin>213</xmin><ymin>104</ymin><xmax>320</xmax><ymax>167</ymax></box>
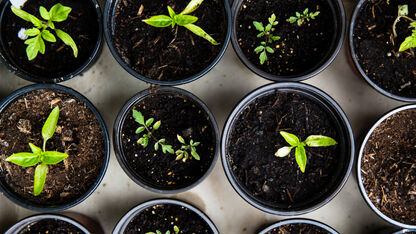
<box><xmin>227</xmin><ymin>91</ymin><xmax>340</xmax><ymax>208</ymax></box>
<box><xmin>20</xmin><ymin>218</ymin><xmax>84</xmax><ymax>234</ymax></box>
<box><xmin>266</xmin><ymin>223</ymin><xmax>330</xmax><ymax>234</ymax></box>
<box><xmin>362</xmin><ymin>109</ymin><xmax>416</xmax><ymax>225</ymax></box>
<box><xmin>353</xmin><ymin>0</ymin><xmax>416</xmax><ymax>98</ymax></box>
<box><xmin>1</xmin><ymin>0</ymin><xmax>99</xmax><ymax>80</ymax></box>
<box><xmin>121</xmin><ymin>92</ymin><xmax>216</xmax><ymax>190</ymax></box>
<box><xmin>112</xmin><ymin>0</ymin><xmax>227</xmax><ymax>82</ymax></box>
<box><xmin>236</xmin><ymin>0</ymin><xmax>336</xmax><ymax>76</ymax></box>
<box><xmin>0</xmin><ymin>89</ymin><xmax>105</xmax><ymax>206</ymax></box>
<box><xmin>124</xmin><ymin>203</ymin><xmax>213</xmax><ymax>234</ymax></box>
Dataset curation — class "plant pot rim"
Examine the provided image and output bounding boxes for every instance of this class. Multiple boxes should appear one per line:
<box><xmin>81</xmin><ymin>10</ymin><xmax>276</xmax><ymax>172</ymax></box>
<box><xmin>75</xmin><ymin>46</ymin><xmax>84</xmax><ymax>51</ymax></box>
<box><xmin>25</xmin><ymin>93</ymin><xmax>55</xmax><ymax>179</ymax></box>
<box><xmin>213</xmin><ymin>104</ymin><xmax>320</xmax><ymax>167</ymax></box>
<box><xmin>357</xmin><ymin>104</ymin><xmax>416</xmax><ymax>229</ymax></box>
<box><xmin>112</xmin><ymin>198</ymin><xmax>219</xmax><ymax>234</ymax></box>
<box><xmin>221</xmin><ymin>82</ymin><xmax>355</xmax><ymax>215</ymax></box>
<box><xmin>0</xmin><ymin>84</ymin><xmax>110</xmax><ymax>212</ymax></box>
<box><xmin>392</xmin><ymin>230</ymin><xmax>416</xmax><ymax>234</ymax></box>
<box><xmin>0</xmin><ymin>0</ymin><xmax>103</xmax><ymax>84</ymax></box>
<box><xmin>230</xmin><ymin>0</ymin><xmax>346</xmax><ymax>82</ymax></box>
<box><xmin>113</xmin><ymin>86</ymin><xmax>220</xmax><ymax>194</ymax></box>
<box><xmin>5</xmin><ymin>213</ymin><xmax>91</xmax><ymax>234</ymax></box>
<box><xmin>257</xmin><ymin>218</ymin><xmax>338</xmax><ymax>234</ymax></box>
<box><xmin>103</xmin><ymin>0</ymin><xmax>232</xmax><ymax>86</ymax></box>
<box><xmin>348</xmin><ymin>0</ymin><xmax>416</xmax><ymax>103</ymax></box>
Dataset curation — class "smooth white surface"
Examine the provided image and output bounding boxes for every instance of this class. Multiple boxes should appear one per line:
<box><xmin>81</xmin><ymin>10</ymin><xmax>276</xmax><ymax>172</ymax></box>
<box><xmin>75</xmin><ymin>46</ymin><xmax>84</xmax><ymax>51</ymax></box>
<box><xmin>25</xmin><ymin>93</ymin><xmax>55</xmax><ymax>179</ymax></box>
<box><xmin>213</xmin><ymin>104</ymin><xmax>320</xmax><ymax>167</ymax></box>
<box><xmin>0</xmin><ymin>0</ymin><xmax>407</xmax><ymax>233</ymax></box>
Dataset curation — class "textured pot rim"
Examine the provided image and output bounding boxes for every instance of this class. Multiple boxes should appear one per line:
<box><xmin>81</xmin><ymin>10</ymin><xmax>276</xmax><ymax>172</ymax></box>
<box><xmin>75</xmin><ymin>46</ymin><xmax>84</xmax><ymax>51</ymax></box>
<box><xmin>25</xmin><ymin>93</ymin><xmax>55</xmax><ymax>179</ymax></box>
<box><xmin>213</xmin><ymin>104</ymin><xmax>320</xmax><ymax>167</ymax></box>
<box><xmin>221</xmin><ymin>82</ymin><xmax>355</xmax><ymax>216</ymax></box>
<box><xmin>113</xmin><ymin>86</ymin><xmax>220</xmax><ymax>194</ymax></box>
<box><xmin>0</xmin><ymin>84</ymin><xmax>110</xmax><ymax>212</ymax></box>
<box><xmin>103</xmin><ymin>0</ymin><xmax>232</xmax><ymax>86</ymax></box>
<box><xmin>357</xmin><ymin>104</ymin><xmax>416</xmax><ymax>229</ymax></box>
<box><xmin>112</xmin><ymin>198</ymin><xmax>219</xmax><ymax>234</ymax></box>
<box><xmin>0</xmin><ymin>0</ymin><xmax>103</xmax><ymax>84</ymax></box>
<box><xmin>230</xmin><ymin>0</ymin><xmax>346</xmax><ymax>82</ymax></box>
<box><xmin>257</xmin><ymin>218</ymin><xmax>338</xmax><ymax>234</ymax></box>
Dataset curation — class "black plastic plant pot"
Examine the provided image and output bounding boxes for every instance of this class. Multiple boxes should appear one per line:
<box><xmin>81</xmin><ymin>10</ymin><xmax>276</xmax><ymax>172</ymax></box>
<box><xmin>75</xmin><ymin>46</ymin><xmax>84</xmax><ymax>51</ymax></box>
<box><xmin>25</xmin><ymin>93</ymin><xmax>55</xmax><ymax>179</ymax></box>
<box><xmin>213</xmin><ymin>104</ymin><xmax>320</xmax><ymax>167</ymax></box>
<box><xmin>113</xmin><ymin>86</ymin><xmax>219</xmax><ymax>193</ymax></box>
<box><xmin>113</xmin><ymin>199</ymin><xmax>219</xmax><ymax>233</ymax></box>
<box><xmin>257</xmin><ymin>218</ymin><xmax>338</xmax><ymax>234</ymax></box>
<box><xmin>103</xmin><ymin>0</ymin><xmax>231</xmax><ymax>86</ymax></box>
<box><xmin>349</xmin><ymin>0</ymin><xmax>416</xmax><ymax>102</ymax></box>
<box><xmin>0</xmin><ymin>0</ymin><xmax>103</xmax><ymax>83</ymax></box>
<box><xmin>357</xmin><ymin>104</ymin><xmax>416</xmax><ymax>229</ymax></box>
<box><xmin>231</xmin><ymin>0</ymin><xmax>345</xmax><ymax>82</ymax></box>
<box><xmin>221</xmin><ymin>82</ymin><xmax>354</xmax><ymax>215</ymax></box>
<box><xmin>0</xmin><ymin>84</ymin><xmax>110</xmax><ymax>212</ymax></box>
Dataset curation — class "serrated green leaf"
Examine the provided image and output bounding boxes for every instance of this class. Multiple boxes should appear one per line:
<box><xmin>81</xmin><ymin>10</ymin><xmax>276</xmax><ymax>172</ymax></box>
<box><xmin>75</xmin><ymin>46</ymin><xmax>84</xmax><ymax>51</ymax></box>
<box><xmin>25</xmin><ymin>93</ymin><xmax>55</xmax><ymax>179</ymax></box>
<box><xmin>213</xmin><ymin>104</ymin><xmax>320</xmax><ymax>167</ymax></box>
<box><xmin>143</xmin><ymin>15</ymin><xmax>173</xmax><ymax>27</ymax></box>
<box><xmin>55</xmin><ymin>29</ymin><xmax>78</xmax><ymax>57</ymax></box>
<box><xmin>399</xmin><ymin>34</ymin><xmax>416</xmax><ymax>52</ymax></box>
<box><xmin>177</xmin><ymin>135</ymin><xmax>185</xmax><ymax>144</ymax></box>
<box><xmin>295</xmin><ymin>145</ymin><xmax>307</xmax><ymax>173</ymax></box>
<box><xmin>265</xmin><ymin>24</ymin><xmax>271</xmax><ymax>32</ymax></box>
<box><xmin>42</xmin><ymin>151</ymin><xmax>68</xmax><ymax>165</ymax></box>
<box><xmin>163</xmin><ymin>145</ymin><xmax>174</xmax><ymax>154</ymax></box>
<box><xmin>153</xmin><ymin>121</ymin><xmax>161</xmax><ymax>130</ymax></box>
<box><xmin>253</xmin><ymin>21</ymin><xmax>264</xmax><ymax>31</ymax></box>
<box><xmin>259</xmin><ymin>50</ymin><xmax>267</xmax><ymax>64</ymax></box>
<box><xmin>34</xmin><ymin>163</ymin><xmax>47</xmax><ymax>196</ymax></box>
<box><xmin>304</xmin><ymin>135</ymin><xmax>338</xmax><ymax>147</ymax></box>
<box><xmin>257</xmin><ymin>32</ymin><xmax>265</xmax><ymax>37</ymax></box>
<box><xmin>133</xmin><ymin>110</ymin><xmax>145</xmax><ymax>125</ymax></box>
<box><xmin>266</xmin><ymin>46</ymin><xmax>274</xmax><ymax>53</ymax></box>
<box><xmin>181</xmin><ymin>0</ymin><xmax>204</xmax><ymax>15</ymax></box>
<box><xmin>39</xmin><ymin>6</ymin><xmax>50</xmax><ymax>20</ymax></box>
<box><xmin>136</xmin><ymin>126</ymin><xmax>145</xmax><ymax>134</ymax></box>
<box><xmin>25</xmin><ymin>35</ymin><xmax>44</xmax><ymax>60</ymax></box>
<box><xmin>42</xmin><ymin>30</ymin><xmax>56</xmax><ymax>42</ymax></box>
<box><xmin>49</xmin><ymin>3</ymin><xmax>72</xmax><ymax>22</ymax></box>
<box><xmin>275</xmin><ymin>146</ymin><xmax>293</xmax><ymax>157</ymax></box>
<box><xmin>11</xmin><ymin>6</ymin><xmax>43</xmax><ymax>28</ymax></box>
<box><xmin>174</xmin><ymin>14</ymin><xmax>198</xmax><ymax>26</ymax></box>
<box><xmin>24</xmin><ymin>28</ymin><xmax>40</xmax><ymax>36</ymax></box>
<box><xmin>42</xmin><ymin>106</ymin><xmax>59</xmax><ymax>143</ymax></box>
<box><xmin>280</xmin><ymin>131</ymin><xmax>300</xmax><ymax>146</ymax></box>
<box><xmin>145</xmin><ymin>118</ymin><xmax>154</xmax><ymax>127</ymax></box>
<box><xmin>303</xmin><ymin>8</ymin><xmax>309</xmax><ymax>15</ymax></box>
<box><xmin>296</xmin><ymin>12</ymin><xmax>301</xmax><ymax>17</ymax></box>
<box><xmin>183</xmin><ymin>23</ymin><xmax>219</xmax><ymax>45</ymax></box>
<box><xmin>29</xmin><ymin>143</ymin><xmax>42</xmax><ymax>155</ymax></box>
<box><xmin>6</xmin><ymin>153</ymin><xmax>40</xmax><ymax>167</ymax></box>
<box><xmin>191</xmin><ymin>150</ymin><xmax>200</xmax><ymax>160</ymax></box>
<box><xmin>268</xmin><ymin>13</ymin><xmax>276</xmax><ymax>25</ymax></box>
<box><xmin>287</xmin><ymin>16</ymin><xmax>297</xmax><ymax>23</ymax></box>
<box><xmin>159</xmin><ymin>138</ymin><xmax>166</xmax><ymax>143</ymax></box>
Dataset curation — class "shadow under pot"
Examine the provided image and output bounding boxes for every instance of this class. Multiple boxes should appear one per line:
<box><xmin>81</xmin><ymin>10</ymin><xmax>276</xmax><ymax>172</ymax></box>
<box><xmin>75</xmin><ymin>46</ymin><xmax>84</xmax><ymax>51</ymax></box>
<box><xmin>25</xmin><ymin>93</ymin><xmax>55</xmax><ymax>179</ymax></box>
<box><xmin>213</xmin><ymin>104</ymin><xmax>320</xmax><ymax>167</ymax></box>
<box><xmin>357</xmin><ymin>105</ymin><xmax>416</xmax><ymax>229</ymax></box>
<box><xmin>103</xmin><ymin>0</ymin><xmax>231</xmax><ymax>86</ymax></box>
<box><xmin>0</xmin><ymin>84</ymin><xmax>110</xmax><ymax>211</ymax></box>
<box><xmin>231</xmin><ymin>0</ymin><xmax>345</xmax><ymax>82</ymax></box>
<box><xmin>221</xmin><ymin>82</ymin><xmax>354</xmax><ymax>215</ymax></box>
<box><xmin>114</xmin><ymin>87</ymin><xmax>219</xmax><ymax>193</ymax></box>
<box><xmin>349</xmin><ymin>0</ymin><xmax>416</xmax><ymax>102</ymax></box>
<box><xmin>0</xmin><ymin>0</ymin><xmax>103</xmax><ymax>83</ymax></box>
<box><xmin>258</xmin><ymin>218</ymin><xmax>338</xmax><ymax>234</ymax></box>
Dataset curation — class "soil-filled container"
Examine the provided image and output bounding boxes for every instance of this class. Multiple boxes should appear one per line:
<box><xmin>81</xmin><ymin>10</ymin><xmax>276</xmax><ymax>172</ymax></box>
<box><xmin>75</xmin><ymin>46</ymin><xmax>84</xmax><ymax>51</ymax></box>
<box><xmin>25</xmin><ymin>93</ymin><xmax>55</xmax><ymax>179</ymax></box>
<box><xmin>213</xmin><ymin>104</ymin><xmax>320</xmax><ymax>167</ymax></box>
<box><xmin>221</xmin><ymin>82</ymin><xmax>354</xmax><ymax>215</ymax></box>
<box><xmin>231</xmin><ymin>0</ymin><xmax>345</xmax><ymax>82</ymax></box>
<box><xmin>0</xmin><ymin>0</ymin><xmax>103</xmax><ymax>83</ymax></box>
<box><xmin>114</xmin><ymin>87</ymin><xmax>219</xmax><ymax>193</ymax></box>
<box><xmin>113</xmin><ymin>199</ymin><xmax>218</xmax><ymax>233</ymax></box>
<box><xmin>258</xmin><ymin>218</ymin><xmax>338</xmax><ymax>234</ymax></box>
<box><xmin>0</xmin><ymin>84</ymin><xmax>110</xmax><ymax>211</ymax></box>
<box><xmin>103</xmin><ymin>0</ymin><xmax>231</xmax><ymax>86</ymax></box>
<box><xmin>349</xmin><ymin>0</ymin><xmax>416</xmax><ymax>102</ymax></box>
<box><xmin>357</xmin><ymin>105</ymin><xmax>416</xmax><ymax>229</ymax></box>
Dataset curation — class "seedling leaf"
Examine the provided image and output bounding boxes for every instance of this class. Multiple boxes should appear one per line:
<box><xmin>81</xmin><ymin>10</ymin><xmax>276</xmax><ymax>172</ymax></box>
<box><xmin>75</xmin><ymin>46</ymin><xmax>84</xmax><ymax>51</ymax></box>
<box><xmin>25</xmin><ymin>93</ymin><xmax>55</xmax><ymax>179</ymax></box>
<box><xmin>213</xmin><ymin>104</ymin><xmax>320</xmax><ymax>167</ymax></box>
<box><xmin>181</xmin><ymin>0</ymin><xmax>204</xmax><ymax>15</ymax></box>
<box><xmin>143</xmin><ymin>15</ymin><xmax>173</xmax><ymax>27</ymax></box>
<box><xmin>49</xmin><ymin>3</ymin><xmax>71</xmax><ymax>22</ymax></box>
<box><xmin>133</xmin><ymin>110</ymin><xmax>145</xmax><ymax>125</ymax></box>
<box><xmin>174</xmin><ymin>14</ymin><xmax>198</xmax><ymax>26</ymax></box>
<box><xmin>295</xmin><ymin>145</ymin><xmax>307</xmax><ymax>173</ymax></box>
<box><xmin>184</xmin><ymin>24</ymin><xmax>219</xmax><ymax>45</ymax></box>
<box><xmin>304</xmin><ymin>135</ymin><xmax>337</xmax><ymax>147</ymax></box>
<box><xmin>6</xmin><ymin>153</ymin><xmax>40</xmax><ymax>167</ymax></box>
<box><xmin>42</xmin><ymin>106</ymin><xmax>59</xmax><ymax>143</ymax></box>
<box><xmin>55</xmin><ymin>29</ymin><xmax>78</xmax><ymax>57</ymax></box>
<box><xmin>34</xmin><ymin>163</ymin><xmax>47</xmax><ymax>196</ymax></box>
<box><xmin>275</xmin><ymin>146</ymin><xmax>293</xmax><ymax>157</ymax></box>
<box><xmin>280</xmin><ymin>131</ymin><xmax>300</xmax><ymax>146</ymax></box>
<box><xmin>42</xmin><ymin>151</ymin><xmax>69</xmax><ymax>164</ymax></box>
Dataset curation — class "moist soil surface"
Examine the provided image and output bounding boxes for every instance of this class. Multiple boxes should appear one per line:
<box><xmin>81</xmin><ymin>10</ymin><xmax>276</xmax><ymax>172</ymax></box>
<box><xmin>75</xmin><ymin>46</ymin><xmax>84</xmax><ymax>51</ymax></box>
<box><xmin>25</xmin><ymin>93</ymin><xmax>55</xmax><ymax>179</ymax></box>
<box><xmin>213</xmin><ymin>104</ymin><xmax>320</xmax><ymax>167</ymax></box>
<box><xmin>124</xmin><ymin>203</ymin><xmax>213</xmax><ymax>234</ymax></box>
<box><xmin>353</xmin><ymin>0</ymin><xmax>416</xmax><ymax>98</ymax></box>
<box><xmin>1</xmin><ymin>0</ymin><xmax>99</xmax><ymax>80</ymax></box>
<box><xmin>227</xmin><ymin>90</ymin><xmax>341</xmax><ymax>209</ymax></box>
<box><xmin>236</xmin><ymin>0</ymin><xmax>336</xmax><ymax>77</ymax></box>
<box><xmin>362</xmin><ymin>109</ymin><xmax>416</xmax><ymax>225</ymax></box>
<box><xmin>112</xmin><ymin>0</ymin><xmax>227</xmax><ymax>82</ymax></box>
<box><xmin>266</xmin><ymin>223</ymin><xmax>330</xmax><ymax>234</ymax></box>
<box><xmin>20</xmin><ymin>218</ymin><xmax>84</xmax><ymax>234</ymax></box>
<box><xmin>0</xmin><ymin>89</ymin><xmax>105</xmax><ymax>206</ymax></box>
<box><xmin>121</xmin><ymin>92</ymin><xmax>216</xmax><ymax>190</ymax></box>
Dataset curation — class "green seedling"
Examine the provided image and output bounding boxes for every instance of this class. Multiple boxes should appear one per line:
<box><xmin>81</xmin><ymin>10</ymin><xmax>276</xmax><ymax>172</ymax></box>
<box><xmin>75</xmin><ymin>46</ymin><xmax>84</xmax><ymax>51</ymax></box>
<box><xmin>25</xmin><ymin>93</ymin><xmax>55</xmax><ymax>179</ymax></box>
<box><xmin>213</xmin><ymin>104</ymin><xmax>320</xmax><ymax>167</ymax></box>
<box><xmin>253</xmin><ymin>13</ymin><xmax>280</xmax><ymax>64</ymax></box>
<box><xmin>146</xmin><ymin>225</ymin><xmax>180</xmax><ymax>234</ymax></box>
<box><xmin>287</xmin><ymin>8</ymin><xmax>320</xmax><ymax>26</ymax></box>
<box><xmin>5</xmin><ymin>106</ymin><xmax>68</xmax><ymax>196</ymax></box>
<box><xmin>275</xmin><ymin>131</ymin><xmax>337</xmax><ymax>173</ymax></box>
<box><xmin>10</xmin><ymin>3</ymin><xmax>78</xmax><ymax>60</ymax></box>
<box><xmin>142</xmin><ymin>0</ymin><xmax>219</xmax><ymax>45</ymax></box>
<box><xmin>175</xmin><ymin>134</ymin><xmax>200</xmax><ymax>162</ymax></box>
<box><xmin>392</xmin><ymin>5</ymin><xmax>416</xmax><ymax>52</ymax></box>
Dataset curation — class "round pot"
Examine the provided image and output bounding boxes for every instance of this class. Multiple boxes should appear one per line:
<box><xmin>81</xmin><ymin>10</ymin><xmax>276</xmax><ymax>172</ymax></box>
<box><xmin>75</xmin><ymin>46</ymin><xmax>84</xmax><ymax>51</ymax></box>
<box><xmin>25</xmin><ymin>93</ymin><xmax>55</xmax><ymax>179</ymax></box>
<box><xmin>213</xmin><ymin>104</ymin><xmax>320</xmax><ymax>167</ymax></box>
<box><xmin>221</xmin><ymin>82</ymin><xmax>354</xmax><ymax>215</ymax></box>
<box><xmin>0</xmin><ymin>0</ymin><xmax>103</xmax><ymax>83</ymax></box>
<box><xmin>357</xmin><ymin>104</ymin><xmax>416</xmax><ymax>229</ymax></box>
<box><xmin>0</xmin><ymin>84</ymin><xmax>110</xmax><ymax>211</ymax></box>
<box><xmin>231</xmin><ymin>0</ymin><xmax>346</xmax><ymax>82</ymax></box>
<box><xmin>113</xmin><ymin>86</ymin><xmax>220</xmax><ymax>193</ymax></box>
<box><xmin>103</xmin><ymin>0</ymin><xmax>231</xmax><ymax>86</ymax></box>
<box><xmin>258</xmin><ymin>218</ymin><xmax>338</xmax><ymax>234</ymax></box>
<box><xmin>113</xmin><ymin>198</ymin><xmax>218</xmax><ymax>233</ymax></box>
<box><xmin>349</xmin><ymin>0</ymin><xmax>416</xmax><ymax>102</ymax></box>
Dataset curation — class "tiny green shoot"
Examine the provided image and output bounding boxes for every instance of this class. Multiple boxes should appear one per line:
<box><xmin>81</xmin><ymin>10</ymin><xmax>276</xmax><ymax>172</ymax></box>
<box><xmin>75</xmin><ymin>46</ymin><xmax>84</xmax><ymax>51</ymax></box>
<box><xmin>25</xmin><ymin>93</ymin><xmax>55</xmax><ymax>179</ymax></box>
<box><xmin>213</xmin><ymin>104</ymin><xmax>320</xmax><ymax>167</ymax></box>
<box><xmin>275</xmin><ymin>131</ymin><xmax>337</xmax><ymax>173</ymax></box>
<box><xmin>146</xmin><ymin>226</ymin><xmax>180</xmax><ymax>234</ymax></box>
<box><xmin>253</xmin><ymin>14</ymin><xmax>280</xmax><ymax>64</ymax></box>
<box><xmin>392</xmin><ymin>5</ymin><xmax>416</xmax><ymax>52</ymax></box>
<box><xmin>142</xmin><ymin>0</ymin><xmax>219</xmax><ymax>45</ymax></box>
<box><xmin>5</xmin><ymin>106</ymin><xmax>68</xmax><ymax>196</ymax></box>
<box><xmin>175</xmin><ymin>134</ymin><xmax>200</xmax><ymax>162</ymax></box>
<box><xmin>287</xmin><ymin>8</ymin><xmax>320</xmax><ymax>26</ymax></box>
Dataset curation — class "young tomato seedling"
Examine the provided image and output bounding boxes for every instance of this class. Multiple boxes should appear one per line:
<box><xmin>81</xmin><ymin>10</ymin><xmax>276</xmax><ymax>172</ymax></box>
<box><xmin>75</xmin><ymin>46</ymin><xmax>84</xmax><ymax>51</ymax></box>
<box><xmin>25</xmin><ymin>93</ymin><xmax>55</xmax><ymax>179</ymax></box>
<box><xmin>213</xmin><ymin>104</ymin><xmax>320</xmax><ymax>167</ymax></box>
<box><xmin>11</xmin><ymin>3</ymin><xmax>78</xmax><ymax>60</ymax></box>
<box><xmin>5</xmin><ymin>106</ymin><xmax>69</xmax><ymax>196</ymax></box>
<box><xmin>146</xmin><ymin>225</ymin><xmax>180</xmax><ymax>234</ymax></box>
<box><xmin>253</xmin><ymin>14</ymin><xmax>280</xmax><ymax>64</ymax></box>
<box><xmin>175</xmin><ymin>134</ymin><xmax>200</xmax><ymax>162</ymax></box>
<box><xmin>392</xmin><ymin>5</ymin><xmax>416</xmax><ymax>52</ymax></box>
<box><xmin>142</xmin><ymin>0</ymin><xmax>219</xmax><ymax>45</ymax></box>
<box><xmin>275</xmin><ymin>131</ymin><xmax>337</xmax><ymax>173</ymax></box>
<box><xmin>287</xmin><ymin>8</ymin><xmax>320</xmax><ymax>26</ymax></box>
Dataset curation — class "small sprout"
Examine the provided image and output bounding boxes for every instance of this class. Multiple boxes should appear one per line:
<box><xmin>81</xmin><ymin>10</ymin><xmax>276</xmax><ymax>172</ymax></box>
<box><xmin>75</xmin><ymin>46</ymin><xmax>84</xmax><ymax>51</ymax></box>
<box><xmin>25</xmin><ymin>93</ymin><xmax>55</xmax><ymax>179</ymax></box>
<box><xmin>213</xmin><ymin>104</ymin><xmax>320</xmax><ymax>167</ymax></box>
<box><xmin>392</xmin><ymin>5</ymin><xmax>416</xmax><ymax>52</ymax></box>
<box><xmin>5</xmin><ymin>106</ymin><xmax>69</xmax><ymax>196</ymax></box>
<box><xmin>146</xmin><ymin>226</ymin><xmax>180</xmax><ymax>234</ymax></box>
<box><xmin>287</xmin><ymin>8</ymin><xmax>320</xmax><ymax>26</ymax></box>
<box><xmin>175</xmin><ymin>135</ymin><xmax>200</xmax><ymax>162</ymax></box>
<box><xmin>253</xmin><ymin>13</ymin><xmax>280</xmax><ymax>64</ymax></box>
<box><xmin>275</xmin><ymin>131</ymin><xmax>337</xmax><ymax>173</ymax></box>
<box><xmin>11</xmin><ymin>4</ymin><xmax>78</xmax><ymax>60</ymax></box>
<box><xmin>143</xmin><ymin>0</ymin><xmax>219</xmax><ymax>45</ymax></box>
